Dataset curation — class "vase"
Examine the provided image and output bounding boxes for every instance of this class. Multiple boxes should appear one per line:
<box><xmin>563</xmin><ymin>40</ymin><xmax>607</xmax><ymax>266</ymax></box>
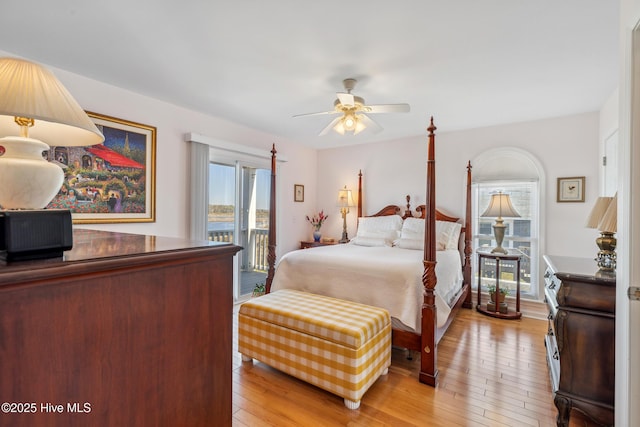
<box><xmin>313</xmin><ymin>230</ymin><xmax>321</xmax><ymax>242</ymax></box>
<box><xmin>489</xmin><ymin>292</ymin><xmax>506</xmax><ymax>303</ymax></box>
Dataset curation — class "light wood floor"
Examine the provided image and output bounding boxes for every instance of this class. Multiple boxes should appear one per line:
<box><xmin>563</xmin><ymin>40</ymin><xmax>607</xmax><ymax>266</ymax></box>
<box><xmin>231</xmin><ymin>306</ymin><xmax>596</xmax><ymax>426</ymax></box>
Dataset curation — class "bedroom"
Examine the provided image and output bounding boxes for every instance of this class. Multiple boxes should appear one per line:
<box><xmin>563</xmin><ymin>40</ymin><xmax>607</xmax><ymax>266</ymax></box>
<box><xmin>1</xmin><ymin>0</ymin><xmax>638</xmax><ymax>425</ymax></box>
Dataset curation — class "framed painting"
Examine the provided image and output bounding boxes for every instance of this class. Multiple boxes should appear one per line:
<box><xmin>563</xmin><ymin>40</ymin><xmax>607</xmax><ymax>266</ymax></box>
<box><xmin>46</xmin><ymin>112</ymin><xmax>156</xmax><ymax>223</ymax></box>
<box><xmin>557</xmin><ymin>176</ymin><xmax>585</xmax><ymax>203</ymax></box>
<box><xmin>294</xmin><ymin>184</ymin><xmax>304</xmax><ymax>202</ymax></box>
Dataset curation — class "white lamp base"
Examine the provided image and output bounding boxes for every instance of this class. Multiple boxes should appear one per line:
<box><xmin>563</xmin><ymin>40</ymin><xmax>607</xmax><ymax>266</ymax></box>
<box><xmin>0</xmin><ymin>136</ymin><xmax>64</xmax><ymax>209</ymax></box>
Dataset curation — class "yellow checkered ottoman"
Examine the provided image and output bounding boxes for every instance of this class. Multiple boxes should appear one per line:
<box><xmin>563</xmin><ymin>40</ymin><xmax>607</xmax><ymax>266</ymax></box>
<box><xmin>238</xmin><ymin>289</ymin><xmax>391</xmax><ymax>409</ymax></box>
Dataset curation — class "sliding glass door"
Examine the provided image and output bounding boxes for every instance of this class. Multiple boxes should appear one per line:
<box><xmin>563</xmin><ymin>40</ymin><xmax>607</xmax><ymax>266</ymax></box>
<box><xmin>208</xmin><ymin>162</ymin><xmax>270</xmax><ymax>302</ymax></box>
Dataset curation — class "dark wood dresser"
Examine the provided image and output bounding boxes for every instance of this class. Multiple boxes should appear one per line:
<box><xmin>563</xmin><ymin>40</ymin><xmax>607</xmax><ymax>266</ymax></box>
<box><xmin>0</xmin><ymin>229</ymin><xmax>240</xmax><ymax>427</ymax></box>
<box><xmin>543</xmin><ymin>255</ymin><xmax>615</xmax><ymax>427</ymax></box>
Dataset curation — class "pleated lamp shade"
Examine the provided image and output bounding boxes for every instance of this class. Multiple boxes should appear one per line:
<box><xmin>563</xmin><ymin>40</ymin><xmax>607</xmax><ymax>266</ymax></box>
<box><xmin>586</xmin><ymin>196</ymin><xmax>614</xmax><ymax>229</ymax></box>
<box><xmin>598</xmin><ymin>195</ymin><xmax>617</xmax><ymax>233</ymax></box>
<box><xmin>0</xmin><ymin>57</ymin><xmax>103</xmax><ymax>146</ymax></box>
<box><xmin>0</xmin><ymin>57</ymin><xmax>104</xmax><ymax>209</ymax></box>
<box><xmin>481</xmin><ymin>192</ymin><xmax>520</xmax><ymax>219</ymax></box>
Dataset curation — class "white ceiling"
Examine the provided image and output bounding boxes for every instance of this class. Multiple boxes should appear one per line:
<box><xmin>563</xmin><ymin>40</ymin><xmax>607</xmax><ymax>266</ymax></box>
<box><xmin>0</xmin><ymin>1</ymin><xmax>619</xmax><ymax>149</ymax></box>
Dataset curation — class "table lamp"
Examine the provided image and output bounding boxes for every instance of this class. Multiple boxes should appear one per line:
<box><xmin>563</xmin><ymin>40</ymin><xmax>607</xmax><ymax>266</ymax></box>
<box><xmin>0</xmin><ymin>57</ymin><xmax>104</xmax><ymax>260</ymax></box>
<box><xmin>0</xmin><ymin>57</ymin><xmax>104</xmax><ymax>208</ymax></box>
<box><xmin>586</xmin><ymin>195</ymin><xmax>617</xmax><ymax>271</ymax></box>
<box><xmin>481</xmin><ymin>191</ymin><xmax>520</xmax><ymax>254</ymax></box>
<box><xmin>337</xmin><ymin>185</ymin><xmax>355</xmax><ymax>243</ymax></box>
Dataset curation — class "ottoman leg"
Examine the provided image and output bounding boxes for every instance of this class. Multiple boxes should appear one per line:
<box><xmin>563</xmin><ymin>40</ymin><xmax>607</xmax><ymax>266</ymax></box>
<box><xmin>344</xmin><ymin>398</ymin><xmax>360</xmax><ymax>410</ymax></box>
<box><xmin>240</xmin><ymin>354</ymin><xmax>253</xmax><ymax>362</ymax></box>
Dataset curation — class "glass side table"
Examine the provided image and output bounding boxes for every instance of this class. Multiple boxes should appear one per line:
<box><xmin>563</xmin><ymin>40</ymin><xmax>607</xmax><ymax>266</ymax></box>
<box><xmin>476</xmin><ymin>248</ymin><xmax>522</xmax><ymax>320</ymax></box>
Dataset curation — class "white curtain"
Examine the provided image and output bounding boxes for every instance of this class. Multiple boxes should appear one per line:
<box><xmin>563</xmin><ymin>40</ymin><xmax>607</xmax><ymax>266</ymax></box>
<box><xmin>189</xmin><ymin>141</ymin><xmax>209</xmax><ymax>240</ymax></box>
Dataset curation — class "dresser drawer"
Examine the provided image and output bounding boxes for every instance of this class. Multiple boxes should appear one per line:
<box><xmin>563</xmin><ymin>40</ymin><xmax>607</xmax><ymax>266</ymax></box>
<box><xmin>544</xmin><ymin>333</ymin><xmax>560</xmax><ymax>393</ymax></box>
<box><xmin>544</xmin><ymin>267</ymin><xmax>560</xmax><ymax>302</ymax></box>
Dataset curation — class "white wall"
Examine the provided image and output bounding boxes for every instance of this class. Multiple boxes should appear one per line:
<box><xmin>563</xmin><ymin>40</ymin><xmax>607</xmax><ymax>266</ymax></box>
<box><xmin>0</xmin><ymin>49</ymin><xmax>317</xmax><ymax>257</ymax></box>
<box><xmin>317</xmin><ymin>112</ymin><xmax>601</xmax><ymax>262</ymax></box>
<box><xmin>0</xmin><ymin>50</ymin><xmax>605</xmax><ymax>267</ymax></box>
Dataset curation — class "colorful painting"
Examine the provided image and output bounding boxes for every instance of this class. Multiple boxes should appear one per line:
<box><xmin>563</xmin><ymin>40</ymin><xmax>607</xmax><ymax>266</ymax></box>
<box><xmin>46</xmin><ymin>112</ymin><xmax>156</xmax><ymax>223</ymax></box>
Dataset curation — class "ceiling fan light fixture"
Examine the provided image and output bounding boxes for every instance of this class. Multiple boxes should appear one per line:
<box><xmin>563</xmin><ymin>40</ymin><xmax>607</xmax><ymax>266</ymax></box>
<box><xmin>343</xmin><ymin>114</ymin><xmax>357</xmax><ymax>131</ymax></box>
<box><xmin>295</xmin><ymin>77</ymin><xmax>409</xmax><ymax>137</ymax></box>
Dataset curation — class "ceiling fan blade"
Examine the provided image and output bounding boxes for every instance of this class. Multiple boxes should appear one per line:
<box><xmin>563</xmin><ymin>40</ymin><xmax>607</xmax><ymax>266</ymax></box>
<box><xmin>293</xmin><ymin>110</ymin><xmax>338</xmax><ymax>118</ymax></box>
<box><xmin>363</xmin><ymin>103</ymin><xmax>410</xmax><ymax>113</ymax></box>
<box><xmin>336</xmin><ymin>92</ymin><xmax>355</xmax><ymax>107</ymax></box>
<box><xmin>358</xmin><ymin>113</ymin><xmax>383</xmax><ymax>134</ymax></box>
<box><xmin>319</xmin><ymin>116</ymin><xmax>343</xmax><ymax>136</ymax></box>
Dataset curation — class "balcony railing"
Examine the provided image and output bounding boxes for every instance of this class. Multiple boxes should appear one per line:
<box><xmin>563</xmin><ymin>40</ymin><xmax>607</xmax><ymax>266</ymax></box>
<box><xmin>208</xmin><ymin>228</ymin><xmax>269</xmax><ymax>271</ymax></box>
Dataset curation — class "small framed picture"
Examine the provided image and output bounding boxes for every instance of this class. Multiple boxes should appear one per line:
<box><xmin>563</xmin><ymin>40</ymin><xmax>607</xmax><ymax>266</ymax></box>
<box><xmin>557</xmin><ymin>177</ymin><xmax>585</xmax><ymax>203</ymax></box>
<box><xmin>294</xmin><ymin>184</ymin><xmax>304</xmax><ymax>202</ymax></box>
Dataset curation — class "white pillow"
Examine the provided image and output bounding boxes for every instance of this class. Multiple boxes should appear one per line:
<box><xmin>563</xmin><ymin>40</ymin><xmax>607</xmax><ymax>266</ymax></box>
<box><xmin>397</xmin><ymin>219</ymin><xmax>460</xmax><ymax>250</ymax></box>
<box><xmin>394</xmin><ymin>238</ymin><xmax>424</xmax><ymax>250</ymax></box>
<box><xmin>436</xmin><ymin>220</ymin><xmax>462</xmax><ymax>250</ymax></box>
<box><xmin>400</xmin><ymin>217</ymin><xmax>424</xmax><ymax>240</ymax></box>
<box><xmin>350</xmin><ymin>236</ymin><xmax>391</xmax><ymax>247</ymax></box>
<box><xmin>356</xmin><ymin>215</ymin><xmax>403</xmax><ymax>244</ymax></box>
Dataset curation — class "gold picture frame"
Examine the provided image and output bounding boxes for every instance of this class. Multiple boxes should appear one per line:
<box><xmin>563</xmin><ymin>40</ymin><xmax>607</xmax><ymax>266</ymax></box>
<box><xmin>46</xmin><ymin>112</ymin><xmax>157</xmax><ymax>223</ymax></box>
<box><xmin>557</xmin><ymin>176</ymin><xmax>585</xmax><ymax>203</ymax></box>
<box><xmin>294</xmin><ymin>184</ymin><xmax>304</xmax><ymax>202</ymax></box>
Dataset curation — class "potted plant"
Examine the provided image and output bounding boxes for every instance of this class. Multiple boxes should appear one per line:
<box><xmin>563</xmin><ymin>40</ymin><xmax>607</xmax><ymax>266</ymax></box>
<box><xmin>252</xmin><ymin>283</ymin><xmax>266</xmax><ymax>298</ymax></box>
<box><xmin>486</xmin><ymin>284</ymin><xmax>509</xmax><ymax>303</ymax></box>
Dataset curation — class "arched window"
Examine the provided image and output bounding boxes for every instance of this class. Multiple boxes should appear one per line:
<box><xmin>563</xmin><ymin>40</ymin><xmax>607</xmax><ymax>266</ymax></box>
<box><xmin>472</xmin><ymin>148</ymin><xmax>545</xmax><ymax>300</ymax></box>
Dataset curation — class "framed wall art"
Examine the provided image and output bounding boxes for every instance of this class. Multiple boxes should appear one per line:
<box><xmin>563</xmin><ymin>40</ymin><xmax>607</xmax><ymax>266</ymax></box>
<box><xmin>557</xmin><ymin>176</ymin><xmax>585</xmax><ymax>203</ymax></box>
<box><xmin>294</xmin><ymin>184</ymin><xmax>304</xmax><ymax>202</ymax></box>
<box><xmin>46</xmin><ymin>112</ymin><xmax>157</xmax><ymax>223</ymax></box>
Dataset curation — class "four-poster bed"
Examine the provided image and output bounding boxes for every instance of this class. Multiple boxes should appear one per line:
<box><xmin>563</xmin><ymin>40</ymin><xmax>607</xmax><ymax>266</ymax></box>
<box><xmin>264</xmin><ymin>118</ymin><xmax>473</xmax><ymax>386</ymax></box>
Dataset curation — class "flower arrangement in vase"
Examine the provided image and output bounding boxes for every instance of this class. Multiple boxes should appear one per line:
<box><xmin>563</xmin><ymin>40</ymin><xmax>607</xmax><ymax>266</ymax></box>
<box><xmin>306</xmin><ymin>210</ymin><xmax>328</xmax><ymax>242</ymax></box>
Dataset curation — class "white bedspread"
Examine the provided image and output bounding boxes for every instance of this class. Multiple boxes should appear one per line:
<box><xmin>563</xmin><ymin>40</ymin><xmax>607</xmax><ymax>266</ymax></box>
<box><xmin>270</xmin><ymin>244</ymin><xmax>463</xmax><ymax>332</ymax></box>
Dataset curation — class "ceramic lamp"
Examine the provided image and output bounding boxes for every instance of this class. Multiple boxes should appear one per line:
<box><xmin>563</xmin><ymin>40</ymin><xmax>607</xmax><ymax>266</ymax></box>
<box><xmin>0</xmin><ymin>57</ymin><xmax>104</xmax><ymax>209</ymax></box>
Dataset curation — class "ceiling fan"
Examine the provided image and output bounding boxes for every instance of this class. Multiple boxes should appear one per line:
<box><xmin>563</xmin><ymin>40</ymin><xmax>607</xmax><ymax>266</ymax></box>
<box><xmin>294</xmin><ymin>78</ymin><xmax>410</xmax><ymax>136</ymax></box>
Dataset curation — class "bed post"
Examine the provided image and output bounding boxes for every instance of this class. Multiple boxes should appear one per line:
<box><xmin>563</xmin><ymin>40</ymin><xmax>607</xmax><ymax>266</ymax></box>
<box><xmin>265</xmin><ymin>144</ymin><xmax>277</xmax><ymax>294</ymax></box>
<box><xmin>357</xmin><ymin>169</ymin><xmax>363</xmax><ymax>218</ymax></box>
<box><xmin>420</xmin><ymin>117</ymin><xmax>438</xmax><ymax>386</ymax></box>
<box><xmin>462</xmin><ymin>161</ymin><xmax>473</xmax><ymax>308</ymax></box>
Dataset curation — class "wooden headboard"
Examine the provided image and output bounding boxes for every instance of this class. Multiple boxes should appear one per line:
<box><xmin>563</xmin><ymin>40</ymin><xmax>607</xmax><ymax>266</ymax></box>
<box><xmin>368</xmin><ymin>195</ymin><xmax>461</xmax><ymax>224</ymax></box>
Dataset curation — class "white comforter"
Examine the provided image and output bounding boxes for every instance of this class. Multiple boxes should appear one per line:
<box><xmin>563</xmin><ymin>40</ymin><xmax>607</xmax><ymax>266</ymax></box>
<box><xmin>270</xmin><ymin>243</ymin><xmax>463</xmax><ymax>332</ymax></box>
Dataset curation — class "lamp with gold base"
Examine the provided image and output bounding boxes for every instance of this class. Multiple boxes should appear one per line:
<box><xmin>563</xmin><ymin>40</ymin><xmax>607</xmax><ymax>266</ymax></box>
<box><xmin>586</xmin><ymin>195</ymin><xmax>617</xmax><ymax>272</ymax></box>
<box><xmin>337</xmin><ymin>185</ymin><xmax>356</xmax><ymax>243</ymax></box>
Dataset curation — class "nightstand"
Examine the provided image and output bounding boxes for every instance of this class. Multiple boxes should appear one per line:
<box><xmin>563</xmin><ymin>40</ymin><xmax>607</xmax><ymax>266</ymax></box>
<box><xmin>300</xmin><ymin>240</ymin><xmax>338</xmax><ymax>249</ymax></box>
<box><xmin>476</xmin><ymin>248</ymin><xmax>522</xmax><ymax>319</ymax></box>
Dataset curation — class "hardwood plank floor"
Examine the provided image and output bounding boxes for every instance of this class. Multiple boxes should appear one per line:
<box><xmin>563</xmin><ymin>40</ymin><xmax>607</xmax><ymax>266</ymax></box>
<box><xmin>232</xmin><ymin>305</ymin><xmax>598</xmax><ymax>426</ymax></box>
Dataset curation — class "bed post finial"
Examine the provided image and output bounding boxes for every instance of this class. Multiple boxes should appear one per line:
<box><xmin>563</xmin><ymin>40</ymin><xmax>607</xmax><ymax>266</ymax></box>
<box><xmin>266</xmin><ymin>144</ymin><xmax>277</xmax><ymax>293</ymax></box>
<box><xmin>427</xmin><ymin>116</ymin><xmax>436</xmax><ymax>134</ymax></box>
<box><xmin>405</xmin><ymin>195</ymin><xmax>413</xmax><ymax>218</ymax></box>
